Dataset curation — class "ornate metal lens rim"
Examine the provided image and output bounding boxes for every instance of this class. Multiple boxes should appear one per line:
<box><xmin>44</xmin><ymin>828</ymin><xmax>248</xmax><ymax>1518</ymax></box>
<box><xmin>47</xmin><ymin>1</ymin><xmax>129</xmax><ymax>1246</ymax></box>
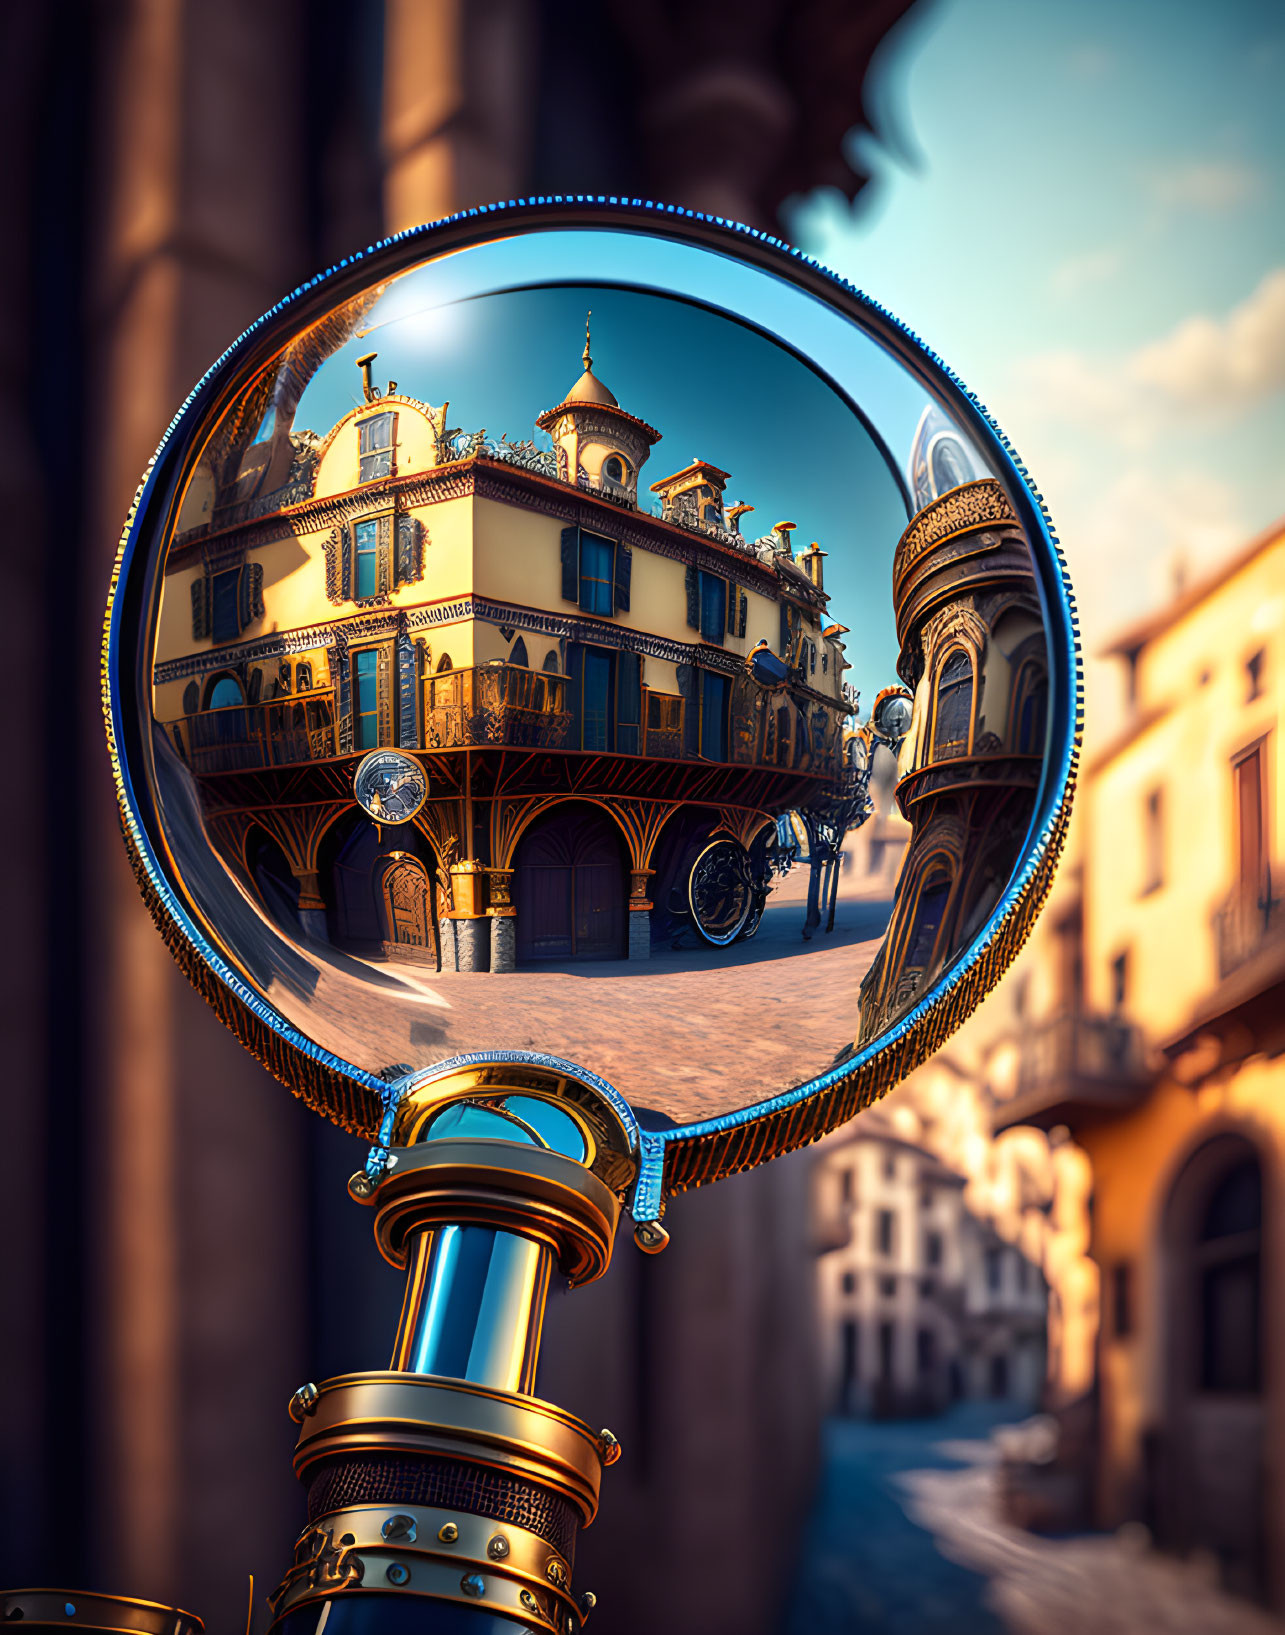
<box><xmin>103</xmin><ymin>196</ymin><xmax>1081</xmax><ymax>1210</ymax></box>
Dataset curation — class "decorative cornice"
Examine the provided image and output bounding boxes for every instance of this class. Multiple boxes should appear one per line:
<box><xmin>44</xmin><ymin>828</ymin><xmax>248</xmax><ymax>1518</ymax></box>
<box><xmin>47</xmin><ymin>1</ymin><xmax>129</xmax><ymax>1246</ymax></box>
<box><xmin>164</xmin><ymin>455</ymin><xmax>792</xmax><ymax>598</ymax></box>
<box><xmin>153</xmin><ymin>592</ymin><xmax>852</xmax><ymax>706</ymax></box>
<box><xmin>893</xmin><ymin>479</ymin><xmax>1018</xmax><ymax>591</ymax></box>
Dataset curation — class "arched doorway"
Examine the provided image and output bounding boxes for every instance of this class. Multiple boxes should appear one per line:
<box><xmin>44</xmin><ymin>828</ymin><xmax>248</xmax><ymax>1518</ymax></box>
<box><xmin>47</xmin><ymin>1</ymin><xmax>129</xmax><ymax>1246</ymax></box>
<box><xmin>320</xmin><ymin>813</ymin><xmax>438</xmax><ymax>965</ymax></box>
<box><xmin>513</xmin><ymin>804</ymin><xmax>627</xmax><ymax>963</ymax></box>
<box><xmin>378</xmin><ymin>854</ymin><xmax>434</xmax><ymax>962</ymax></box>
<box><xmin>1160</xmin><ymin>1134</ymin><xmax>1265</xmax><ymax>1600</ymax></box>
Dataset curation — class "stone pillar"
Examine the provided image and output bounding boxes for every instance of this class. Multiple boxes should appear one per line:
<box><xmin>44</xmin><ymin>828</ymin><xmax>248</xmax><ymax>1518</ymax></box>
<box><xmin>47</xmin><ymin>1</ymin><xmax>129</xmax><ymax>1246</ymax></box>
<box><xmin>438</xmin><ymin>918</ymin><xmax>457</xmax><ymax>972</ymax></box>
<box><xmin>490</xmin><ymin>914</ymin><xmax>516</xmax><ymax>974</ymax></box>
<box><xmin>629</xmin><ymin>869</ymin><xmax>654</xmax><ymax>961</ymax></box>
<box><xmin>454</xmin><ymin>919</ymin><xmax>490</xmax><ymax>972</ymax></box>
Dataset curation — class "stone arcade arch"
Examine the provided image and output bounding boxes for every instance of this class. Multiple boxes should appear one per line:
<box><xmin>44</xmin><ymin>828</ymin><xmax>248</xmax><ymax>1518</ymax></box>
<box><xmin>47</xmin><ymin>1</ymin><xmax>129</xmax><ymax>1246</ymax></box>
<box><xmin>1156</xmin><ymin>1131</ymin><xmax>1267</xmax><ymax>1601</ymax></box>
<box><xmin>512</xmin><ymin>803</ymin><xmax>629</xmax><ymax>964</ymax></box>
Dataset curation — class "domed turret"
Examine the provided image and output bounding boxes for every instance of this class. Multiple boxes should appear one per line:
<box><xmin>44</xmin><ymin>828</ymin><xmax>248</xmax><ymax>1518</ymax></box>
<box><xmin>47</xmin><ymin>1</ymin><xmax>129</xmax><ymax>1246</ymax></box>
<box><xmin>536</xmin><ymin>314</ymin><xmax>660</xmax><ymax>503</ymax></box>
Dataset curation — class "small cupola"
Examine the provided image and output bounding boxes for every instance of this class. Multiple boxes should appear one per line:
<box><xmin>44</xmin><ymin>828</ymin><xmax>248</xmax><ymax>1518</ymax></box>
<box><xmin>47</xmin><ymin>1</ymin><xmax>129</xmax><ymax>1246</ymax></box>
<box><xmin>535</xmin><ymin>314</ymin><xmax>661</xmax><ymax>503</ymax></box>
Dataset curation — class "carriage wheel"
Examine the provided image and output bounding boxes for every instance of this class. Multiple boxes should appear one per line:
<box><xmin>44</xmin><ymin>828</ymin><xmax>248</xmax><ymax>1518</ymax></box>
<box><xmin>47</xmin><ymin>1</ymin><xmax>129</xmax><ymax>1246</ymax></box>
<box><xmin>686</xmin><ymin>838</ymin><xmax>755</xmax><ymax>946</ymax></box>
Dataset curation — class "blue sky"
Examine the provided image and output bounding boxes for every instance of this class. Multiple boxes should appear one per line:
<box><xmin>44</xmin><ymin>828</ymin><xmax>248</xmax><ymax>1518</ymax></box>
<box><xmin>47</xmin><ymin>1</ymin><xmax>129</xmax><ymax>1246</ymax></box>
<box><xmin>295</xmin><ymin>283</ymin><xmax>914</xmax><ymax>706</ymax></box>
<box><xmin>788</xmin><ymin>0</ymin><xmax>1285</xmax><ymax>736</ymax></box>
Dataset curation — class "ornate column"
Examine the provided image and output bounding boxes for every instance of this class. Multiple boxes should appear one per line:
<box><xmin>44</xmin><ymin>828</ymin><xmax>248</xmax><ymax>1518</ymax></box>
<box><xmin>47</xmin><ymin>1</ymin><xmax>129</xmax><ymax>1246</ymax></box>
<box><xmin>628</xmin><ymin>870</ymin><xmax>653</xmax><ymax>961</ymax></box>
<box><xmin>449</xmin><ymin>860</ymin><xmax>490</xmax><ymax>972</ymax></box>
<box><xmin>488</xmin><ymin>868</ymin><xmax>517</xmax><ymax>974</ymax></box>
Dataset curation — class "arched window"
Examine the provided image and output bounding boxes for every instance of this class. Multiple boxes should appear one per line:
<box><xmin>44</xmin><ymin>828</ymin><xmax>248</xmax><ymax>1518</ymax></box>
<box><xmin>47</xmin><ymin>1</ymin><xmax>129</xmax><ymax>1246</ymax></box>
<box><xmin>205</xmin><ymin>674</ymin><xmax>246</xmax><ymax>745</ymax></box>
<box><xmin>436</xmin><ymin>653</ymin><xmax>453</xmax><ymax>672</ymax></box>
<box><xmin>1197</xmin><ymin>1156</ymin><xmax>1262</xmax><ymax>1393</ymax></box>
<box><xmin>931</xmin><ymin>649</ymin><xmax>974</xmax><ymax>759</ymax></box>
<box><xmin>603</xmin><ymin>454</ymin><xmax>627</xmax><ymax>485</ymax></box>
<box><xmin>296</xmin><ymin>662</ymin><xmax>313</xmax><ymax>693</ymax></box>
<box><xmin>206</xmin><ymin>675</ymin><xmax>244</xmax><ymax>711</ymax></box>
<box><xmin>543</xmin><ymin>650</ymin><xmax>561</xmax><ymax>674</ymax></box>
<box><xmin>510</xmin><ymin>637</ymin><xmax>529</xmax><ymax>668</ymax></box>
<box><xmin>1012</xmin><ymin>660</ymin><xmax>1047</xmax><ymax>755</ymax></box>
<box><xmin>904</xmin><ymin>867</ymin><xmax>952</xmax><ymax>971</ymax></box>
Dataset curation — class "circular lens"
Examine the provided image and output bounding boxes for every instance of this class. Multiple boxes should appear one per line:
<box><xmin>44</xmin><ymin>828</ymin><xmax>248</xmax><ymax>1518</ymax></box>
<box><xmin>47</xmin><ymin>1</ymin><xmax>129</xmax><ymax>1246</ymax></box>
<box><xmin>108</xmin><ymin>203</ymin><xmax>1076</xmax><ymax>1176</ymax></box>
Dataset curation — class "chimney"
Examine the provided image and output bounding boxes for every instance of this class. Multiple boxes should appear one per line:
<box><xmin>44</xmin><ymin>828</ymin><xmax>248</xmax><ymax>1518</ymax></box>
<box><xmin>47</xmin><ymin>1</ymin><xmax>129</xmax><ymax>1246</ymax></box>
<box><xmin>356</xmin><ymin>351</ymin><xmax>378</xmax><ymax>403</ymax></box>
<box><xmin>799</xmin><ymin>541</ymin><xmax>827</xmax><ymax>592</ymax></box>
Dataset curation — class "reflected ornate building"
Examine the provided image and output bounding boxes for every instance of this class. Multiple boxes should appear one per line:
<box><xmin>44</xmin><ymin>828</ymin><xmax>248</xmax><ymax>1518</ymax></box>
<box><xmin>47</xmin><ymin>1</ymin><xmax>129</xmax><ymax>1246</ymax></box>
<box><xmin>154</xmin><ymin>330</ymin><xmax>854</xmax><ymax>972</ymax></box>
<box><xmin>858</xmin><ymin>478</ymin><xmax>1047</xmax><ymax>1041</ymax></box>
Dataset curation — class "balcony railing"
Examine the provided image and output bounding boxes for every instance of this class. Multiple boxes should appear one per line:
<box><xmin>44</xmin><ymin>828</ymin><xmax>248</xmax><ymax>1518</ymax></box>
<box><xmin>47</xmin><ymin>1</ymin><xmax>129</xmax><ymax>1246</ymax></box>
<box><xmin>1213</xmin><ymin>886</ymin><xmax>1283</xmax><ymax>980</ymax></box>
<box><xmin>168</xmin><ymin>664</ymin><xmax>848</xmax><ymax>780</ymax></box>
<box><xmin>423</xmin><ymin>664</ymin><xmax>572</xmax><ymax>751</ymax></box>
<box><xmin>1015</xmin><ymin>1011</ymin><xmax>1147</xmax><ymax>1104</ymax></box>
<box><xmin>169</xmin><ymin>693</ymin><xmax>337</xmax><ymax>774</ymax></box>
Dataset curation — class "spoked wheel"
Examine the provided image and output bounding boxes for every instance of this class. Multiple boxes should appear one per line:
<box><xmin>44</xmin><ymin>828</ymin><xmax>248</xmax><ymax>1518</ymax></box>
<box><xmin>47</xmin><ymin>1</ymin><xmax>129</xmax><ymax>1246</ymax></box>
<box><xmin>686</xmin><ymin>838</ymin><xmax>756</xmax><ymax>946</ymax></box>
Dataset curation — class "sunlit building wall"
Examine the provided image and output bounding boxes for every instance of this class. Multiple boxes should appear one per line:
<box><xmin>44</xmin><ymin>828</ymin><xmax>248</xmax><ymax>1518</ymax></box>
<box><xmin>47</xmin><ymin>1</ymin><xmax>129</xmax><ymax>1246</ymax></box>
<box><xmin>996</xmin><ymin>519</ymin><xmax>1285</xmax><ymax>1607</ymax></box>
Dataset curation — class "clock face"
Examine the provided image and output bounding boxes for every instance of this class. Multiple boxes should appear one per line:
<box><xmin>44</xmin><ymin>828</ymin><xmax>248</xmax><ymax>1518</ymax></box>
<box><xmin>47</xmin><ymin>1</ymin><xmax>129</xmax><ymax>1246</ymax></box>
<box><xmin>354</xmin><ymin>750</ymin><xmax>428</xmax><ymax>824</ymax></box>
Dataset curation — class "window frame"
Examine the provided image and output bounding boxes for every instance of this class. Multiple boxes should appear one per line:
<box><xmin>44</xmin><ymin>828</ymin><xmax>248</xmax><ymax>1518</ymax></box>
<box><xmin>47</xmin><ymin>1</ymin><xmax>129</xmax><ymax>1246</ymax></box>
<box><xmin>930</xmin><ymin>643</ymin><xmax>976</xmax><ymax>759</ymax></box>
<box><xmin>357</xmin><ymin>409</ymin><xmax>396</xmax><ymax>484</ymax></box>
<box><xmin>350</xmin><ymin>639</ymin><xmax>395</xmax><ymax>751</ymax></box>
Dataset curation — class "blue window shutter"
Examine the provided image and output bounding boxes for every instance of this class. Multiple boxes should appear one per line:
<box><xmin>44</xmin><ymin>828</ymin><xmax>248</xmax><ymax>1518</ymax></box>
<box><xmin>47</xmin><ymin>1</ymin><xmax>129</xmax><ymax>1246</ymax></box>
<box><xmin>738</xmin><ymin>588</ymin><xmax>748</xmax><ymax>638</ymax></box>
<box><xmin>332</xmin><ymin>641</ymin><xmax>353</xmax><ymax>753</ymax></box>
<box><xmin>397</xmin><ymin>634</ymin><xmax>420</xmax><ymax>747</ymax></box>
<box><xmin>565</xmin><ymin>642</ymin><xmax>584</xmax><ymax>746</ymax></box>
<box><xmin>561</xmin><ymin>526</ymin><xmax>580</xmax><ymax>602</ymax></box>
<box><xmin>676</xmin><ymin>663</ymin><xmax>699</xmax><ymax>757</ymax></box>
<box><xmin>685</xmin><ymin>565</ymin><xmax>700</xmax><ymax>629</ymax></box>
<box><xmin>617</xmin><ymin>651</ymin><xmax>642</xmax><ymax>754</ymax></box>
<box><xmin>396</xmin><ymin>515</ymin><xmax>423</xmax><ymax>585</ymax></box>
<box><xmin>614</xmin><ymin>543</ymin><xmax>632</xmax><ymax>612</ymax></box>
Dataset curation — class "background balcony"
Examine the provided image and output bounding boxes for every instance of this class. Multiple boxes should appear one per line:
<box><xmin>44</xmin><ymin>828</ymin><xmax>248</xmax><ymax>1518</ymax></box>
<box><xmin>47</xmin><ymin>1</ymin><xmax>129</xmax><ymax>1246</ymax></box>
<box><xmin>995</xmin><ymin>1011</ymin><xmax>1150</xmax><ymax>1132</ymax></box>
<box><xmin>1213</xmin><ymin>886</ymin><xmax>1283</xmax><ymax>980</ymax></box>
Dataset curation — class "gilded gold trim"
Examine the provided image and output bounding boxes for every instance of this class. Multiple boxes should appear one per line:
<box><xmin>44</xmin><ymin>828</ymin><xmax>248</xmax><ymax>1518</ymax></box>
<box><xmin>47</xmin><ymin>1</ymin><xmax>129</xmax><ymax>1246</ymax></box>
<box><xmin>292</xmin><ymin>1372</ymin><xmax>609</xmax><ymax>1523</ymax></box>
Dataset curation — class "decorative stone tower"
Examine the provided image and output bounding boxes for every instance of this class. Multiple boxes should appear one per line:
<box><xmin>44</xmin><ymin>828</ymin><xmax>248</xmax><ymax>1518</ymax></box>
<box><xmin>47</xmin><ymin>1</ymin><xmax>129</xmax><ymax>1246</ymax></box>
<box><xmin>536</xmin><ymin>314</ymin><xmax>661</xmax><ymax>501</ymax></box>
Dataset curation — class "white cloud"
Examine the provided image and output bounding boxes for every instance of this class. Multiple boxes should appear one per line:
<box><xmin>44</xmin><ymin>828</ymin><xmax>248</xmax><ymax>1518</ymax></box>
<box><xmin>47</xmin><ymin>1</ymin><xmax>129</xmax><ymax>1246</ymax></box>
<box><xmin>1015</xmin><ymin>266</ymin><xmax>1285</xmax><ymax>443</ymax></box>
<box><xmin>1132</xmin><ymin>266</ymin><xmax>1285</xmax><ymax>409</ymax></box>
<box><xmin>1142</xmin><ymin>158</ymin><xmax>1264</xmax><ymax>215</ymax></box>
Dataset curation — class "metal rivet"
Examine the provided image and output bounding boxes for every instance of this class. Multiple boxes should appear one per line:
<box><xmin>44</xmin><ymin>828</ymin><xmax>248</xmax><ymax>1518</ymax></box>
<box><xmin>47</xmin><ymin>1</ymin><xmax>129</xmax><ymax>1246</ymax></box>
<box><xmin>520</xmin><ymin>1590</ymin><xmax>538</xmax><ymax>1612</ymax></box>
<box><xmin>597</xmin><ymin>1427</ymin><xmax>622</xmax><ymax>1465</ymax></box>
<box><xmin>438</xmin><ymin>1522</ymin><xmax>459</xmax><ymax>1543</ymax></box>
<box><xmin>385</xmin><ymin>1563</ymin><xmax>410</xmax><ymax>1587</ymax></box>
<box><xmin>288</xmin><ymin>1382</ymin><xmax>319</xmax><ymax>1422</ymax></box>
<box><xmin>547</xmin><ymin>1559</ymin><xmax>567</xmax><ymax>1587</ymax></box>
<box><xmin>633</xmin><ymin>1219</ymin><xmax>670</xmax><ymax>1253</ymax></box>
<box><xmin>460</xmin><ymin>1574</ymin><xmax>485</xmax><ymax>1598</ymax></box>
<box><xmin>382</xmin><ymin>1514</ymin><xmax>417</xmax><ymax>1543</ymax></box>
<box><xmin>579</xmin><ymin>1591</ymin><xmax>597</xmax><ymax>1618</ymax></box>
<box><xmin>487</xmin><ymin>1534</ymin><xmax>510</xmax><ymax>1560</ymax></box>
<box><xmin>348</xmin><ymin>1171</ymin><xmax>374</xmax><ymax>1199</ymax></box>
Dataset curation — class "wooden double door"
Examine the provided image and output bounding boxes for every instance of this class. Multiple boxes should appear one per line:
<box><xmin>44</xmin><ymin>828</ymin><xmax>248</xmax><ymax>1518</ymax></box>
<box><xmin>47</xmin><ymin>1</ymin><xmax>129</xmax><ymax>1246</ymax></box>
<box><xmin>514</xmin><ymin>806</ymin><xmax>626</xmax><ymax>963</ymax></box>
